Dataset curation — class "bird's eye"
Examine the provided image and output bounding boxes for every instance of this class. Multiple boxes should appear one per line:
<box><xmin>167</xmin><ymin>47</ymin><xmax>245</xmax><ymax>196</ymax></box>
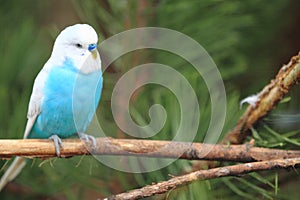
<box><xmin>75</xmin><ymin>43</ymin><xmax>83</xmax><ymax>48</ymax></box>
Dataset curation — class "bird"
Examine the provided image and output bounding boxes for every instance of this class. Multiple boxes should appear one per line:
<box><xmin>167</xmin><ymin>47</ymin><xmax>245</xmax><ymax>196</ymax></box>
<box><xmin>0</xmin><ymin>24</ymin><xmax>103</xmax><ymax>191</ymax></box>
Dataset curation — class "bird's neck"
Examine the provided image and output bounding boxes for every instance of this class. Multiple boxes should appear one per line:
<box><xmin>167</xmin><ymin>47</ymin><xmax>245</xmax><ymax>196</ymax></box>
<box><xmin>46</xmin><ymin>52</ymin><xmax>101</xmax><ymax>74</ymax></box>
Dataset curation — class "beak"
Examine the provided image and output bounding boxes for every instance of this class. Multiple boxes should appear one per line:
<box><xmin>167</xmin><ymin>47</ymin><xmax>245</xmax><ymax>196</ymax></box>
<box><xmin>88</xmin><ymin>43</ymin><xmax>98</xmax><ymax>59</ymax></box>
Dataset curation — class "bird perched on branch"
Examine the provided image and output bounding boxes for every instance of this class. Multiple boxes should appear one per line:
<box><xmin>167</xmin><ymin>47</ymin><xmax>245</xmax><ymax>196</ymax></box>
<box><xmin>0</xmin><ymin>24</ymin><xmax>103</xmax><ymax>191</ymax></box>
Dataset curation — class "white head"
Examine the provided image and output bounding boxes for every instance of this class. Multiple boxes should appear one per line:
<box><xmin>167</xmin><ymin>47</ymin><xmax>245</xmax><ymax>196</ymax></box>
<box><xmin>48</xmin><ymin>24</ymin><xmax>101</xmax><ymax>73</ymax></box>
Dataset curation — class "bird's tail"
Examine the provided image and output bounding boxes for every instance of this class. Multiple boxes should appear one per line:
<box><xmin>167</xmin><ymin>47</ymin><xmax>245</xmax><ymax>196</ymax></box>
<box><xmin>0</xmin><ymin>157</ymin><xmax>26</xmax><ymax>191</ymax></box>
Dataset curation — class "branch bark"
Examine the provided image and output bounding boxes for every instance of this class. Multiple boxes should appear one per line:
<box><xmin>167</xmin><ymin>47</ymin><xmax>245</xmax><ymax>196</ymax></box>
<box><xmin>1</xmin><ymin>138</ymin><xmax>300</xmax><ymax>162</ymax></box>
<box><xmin>224</xmin><ymin>52</ymin><xmax>300</xmax><ymax>144</ymax></box>
<box><xmin>103</xmin><ymin>157</ymin><xmax>300</xmax><ymax>200</ymax></box>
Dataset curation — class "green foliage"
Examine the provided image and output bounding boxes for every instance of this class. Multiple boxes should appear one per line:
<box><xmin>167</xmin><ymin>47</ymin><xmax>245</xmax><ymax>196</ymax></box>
<box><xmin>0</xmin><ymin>0</ymin><xmax>298</xmax><ymax>199</ymax></box>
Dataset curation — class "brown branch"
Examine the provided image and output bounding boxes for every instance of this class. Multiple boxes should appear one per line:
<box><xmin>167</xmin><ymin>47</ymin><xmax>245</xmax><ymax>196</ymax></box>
<box><xmin>101</xmin><ymin>53</ymin><xmax>300</xmax><ymax>199</ymax></box>
<box><xmin>103</xmin><ymin>157</ymin><xmax>300</xmax><ymax>200</ymax></box>
<box><xmin>1</xmin><ymin>138</ymin><xmax>300</xmax><ymax>162</ymax></box>
<box><xmin>224</xmin><ymin>52</ymin><xmax>300</xmax><ymax>144</ymax></box>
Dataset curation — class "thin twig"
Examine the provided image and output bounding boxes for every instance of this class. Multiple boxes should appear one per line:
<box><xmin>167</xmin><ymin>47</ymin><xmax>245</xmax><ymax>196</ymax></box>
<box><xmin>1</xmin><ymin>138</ymin><xmax>300</xmax><ymax>162</ymax></box>
<box><xmin>104</xmin><ymin>157</ymin><xmax>300</xmax><ymax>200</ymax></box>
<box><xmin>224</xmin><ymin>52</ymin><xmax>300</xmax><ymax>144</ymax></box>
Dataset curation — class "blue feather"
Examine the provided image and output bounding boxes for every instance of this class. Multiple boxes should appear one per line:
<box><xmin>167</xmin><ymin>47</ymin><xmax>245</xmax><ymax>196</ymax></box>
<box><xmin>29</xmin><ymin>58</ymin><xmax>103</xmax><ymax>139</ymax></box>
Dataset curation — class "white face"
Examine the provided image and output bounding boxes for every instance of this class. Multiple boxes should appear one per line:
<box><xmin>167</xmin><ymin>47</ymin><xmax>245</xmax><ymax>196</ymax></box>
<box><xmin>49</xmin><ymin>24</ymin><xmax>101</xmax><ymax>73</ymax></box>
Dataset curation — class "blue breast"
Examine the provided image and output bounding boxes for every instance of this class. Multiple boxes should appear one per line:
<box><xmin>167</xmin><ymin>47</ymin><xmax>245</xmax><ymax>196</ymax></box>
<box><xmin>29</xmin><ymin>58</ymin><xmax>103</xmax><ymax>139</ymax></box>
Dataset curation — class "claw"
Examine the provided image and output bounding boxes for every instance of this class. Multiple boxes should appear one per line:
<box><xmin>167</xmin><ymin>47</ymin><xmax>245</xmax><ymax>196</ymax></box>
<box><xmin>49</xmin><ymin>135</ymin><xmax>63</xmax><ymax>157</ymax></box>
<box><xmin>78</xmin><ymin>132</ymin><xmax>97</xmax><ymax>147</ymax></box>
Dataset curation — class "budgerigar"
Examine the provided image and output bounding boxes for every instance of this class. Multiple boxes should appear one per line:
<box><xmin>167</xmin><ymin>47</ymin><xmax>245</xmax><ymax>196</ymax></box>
<box><xmin>0</xmin><ymin>24</ymin><xmax>103</xmax><ymax>191</ymax></box>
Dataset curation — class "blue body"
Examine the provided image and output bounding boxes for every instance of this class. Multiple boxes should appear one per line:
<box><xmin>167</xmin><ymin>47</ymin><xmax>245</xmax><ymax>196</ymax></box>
<box><xmin>29</xmin><ymin>58</ymin><xmax>103</xmax><ymax>139</ymax></box>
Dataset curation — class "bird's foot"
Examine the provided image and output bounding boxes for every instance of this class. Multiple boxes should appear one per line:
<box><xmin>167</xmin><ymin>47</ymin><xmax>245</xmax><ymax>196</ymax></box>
<box><xmin>78</xmin><ymin>132</ymin><xmax>97</xmax><ymax>148</ymax></box>
<box><xmin>49</xmin><ymin>135</ymin><xmax>63</xmax><ymax>157</ymax></box>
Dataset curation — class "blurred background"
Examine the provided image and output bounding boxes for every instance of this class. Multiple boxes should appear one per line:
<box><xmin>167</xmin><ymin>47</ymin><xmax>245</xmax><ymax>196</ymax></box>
<box><xmin>1</xmin><ymin>0</ymin><xmax>300</xmax><ymax>199</ymax></box>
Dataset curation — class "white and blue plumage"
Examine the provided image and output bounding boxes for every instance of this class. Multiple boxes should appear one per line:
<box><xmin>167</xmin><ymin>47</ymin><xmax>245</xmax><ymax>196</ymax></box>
<box><xmin>0</xmin><ymin>24</ymin><xmax>103</xmax><ymax>190</ymax></box>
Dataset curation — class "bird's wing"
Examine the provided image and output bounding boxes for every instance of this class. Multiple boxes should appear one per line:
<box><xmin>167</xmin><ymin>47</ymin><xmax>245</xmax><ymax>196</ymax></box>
<box><xmin>23</xmin><ymin>114</ymin><xmax>38</xmax><ymax>139</ymax></box>
<box><xmin>23</xmin><ymin>69</ymin><xmax>47</xmax><ymax>139</ymax></box>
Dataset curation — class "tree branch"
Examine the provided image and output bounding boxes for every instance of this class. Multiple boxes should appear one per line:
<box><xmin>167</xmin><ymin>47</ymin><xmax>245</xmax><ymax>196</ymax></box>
<box><xmin>97</xmin><ymin>52</ymin><xmax>300</xmax><ymax>199</ymax></box>
<box><xmin>224</xmin><ymin>52</ymin><xmax>300</xmax><ymax>144</ymax></box>
<box><xmin>103</xmin><ymin>157</ymin><xmax>300</xmax><ymax>200</ymax></box>
<box><xmin>1</xmin><ymin>138</ymin><xmax>300</xmax><ymax>162</ymax></box>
